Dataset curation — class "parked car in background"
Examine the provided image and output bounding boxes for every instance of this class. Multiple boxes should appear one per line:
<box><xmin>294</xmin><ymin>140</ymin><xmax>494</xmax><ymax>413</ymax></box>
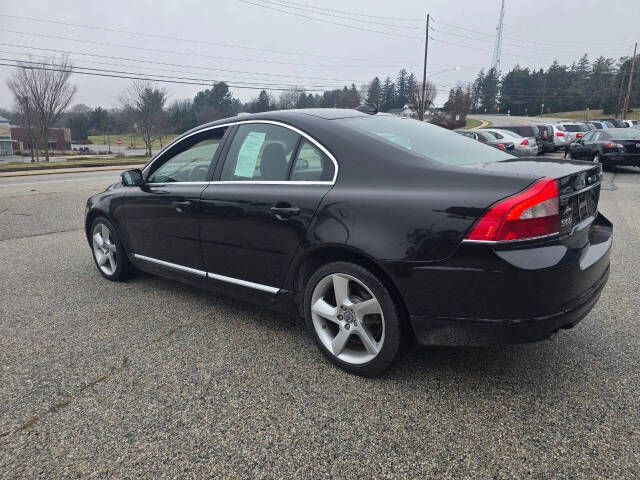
<box><xmin>482</xmin><ymin>128</ymin><xmax>538</xmax><ymax>157</ymax></box>
<box><xmin>455</xmin><ymin>129</ymin><xmax>516</xmax><ymax>153</ymax></box>
<box><xmin>566</xmin><ymin>128</ymin><xmax>640</xmax><ymax>167</ymax></box>
<box><xmin>487</xmin><ymin>125</ymin><xmax>543</xmax><ymax>154</ymax></box>
<box><xmin>595</xmin><ymin>118</ymin><xmax>627</xmax><ymax>128</ymax></box>
<box><xmin>534</xmin><ymin>124</ymin><xmax>558</xmax><ymax>153</ymax></box>
<box><xmin>583</xmin><ymin>122</ymin><xmax>596</xmax><ymax>131</ymax></box>
<box><xmin>622</xmin><ymin>120</ymin><xmax>634</xmax><ymax>128</ymax></box>
<box><xmin>557</xmin><ymin>122</ymin><xmax>590</xmax><ymax>143</ymax></box>
<box><xmin>585</xmin><ymin>120</ymin><xmax>614</xmax><ymax>130</ymax></box>
<box><xmin>85</xmin><ymin>108</ymin><xmax>611</xmax><ymax>376</ymax></box>
<box><xmin>550</xmin><ymin>124</ymin><xmax>571</xmax><ymax>151</ymax></box>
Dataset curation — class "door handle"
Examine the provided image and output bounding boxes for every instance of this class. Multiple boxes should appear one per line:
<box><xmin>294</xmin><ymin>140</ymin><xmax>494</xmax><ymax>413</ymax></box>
<box><xmin>270</xmin><ymin>204</ymin><xmax>300</xmax><ymax>220</ymax></box>
<box><xmin>172</xmin><ymin>200</ymin><xmax>192</xmax><ymax>213</ymax></box>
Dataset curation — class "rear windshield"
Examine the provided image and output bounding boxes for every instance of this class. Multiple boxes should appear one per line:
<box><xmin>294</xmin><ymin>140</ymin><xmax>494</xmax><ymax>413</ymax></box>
<box><xmin>603</xmin><ymin>129</ymin><xmax>640</xmax><ymax>140</ymax></box>
<box><xmin>339</xmin><ymin>116</ymin><xmax>513</xmax><ymax>166</ymax></box>
<box><xmin>563</xmin><ymin>124</ymin><xmax>588</xmax><ymax>132</ymax></box>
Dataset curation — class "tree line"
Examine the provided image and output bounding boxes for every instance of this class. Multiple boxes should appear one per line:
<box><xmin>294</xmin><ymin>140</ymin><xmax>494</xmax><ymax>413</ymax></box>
<box><xmin>471</xmin><ymin>54</ymin><xmax>639</xmax><ymax>116</ymax></box>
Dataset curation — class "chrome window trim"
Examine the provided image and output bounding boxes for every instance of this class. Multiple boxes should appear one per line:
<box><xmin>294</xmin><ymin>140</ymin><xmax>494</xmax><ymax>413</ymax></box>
<box><xmin>141</xmin><ymin>119</ymin><xmax>339</xmax><ymax>185</ymax></box>
<box><xmin>132</xmin><ymin>254</ymin><xmax>280</xmax><ymax>294</ymax></box>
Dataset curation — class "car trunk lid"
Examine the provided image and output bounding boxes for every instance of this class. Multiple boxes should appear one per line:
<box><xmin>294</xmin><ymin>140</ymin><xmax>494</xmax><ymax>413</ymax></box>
<box><xmin>465</xmin><ymin>157</ymin><xmax>602</xmax><ymax>238</ymax></box>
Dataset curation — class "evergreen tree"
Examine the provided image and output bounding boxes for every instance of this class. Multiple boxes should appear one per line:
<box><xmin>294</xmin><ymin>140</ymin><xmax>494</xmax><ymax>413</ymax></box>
<box><xmin>367</xmin><ymin>77</ymin><xmax>382</xmax><ymax>107</ymax></box>
<box><xmin>481</xmin><ymin>68</ymin><xmax>500</xmax><ymax>113</ymax></box>
<box><xmin>380</xmin><ymin>76</ymin><xmax>395</xmax><ymax>112</ymax></box>
<box><xmin>395</xmin><ymin>68</ymin><xmax>409</xmax><ymax>107</ymax></box>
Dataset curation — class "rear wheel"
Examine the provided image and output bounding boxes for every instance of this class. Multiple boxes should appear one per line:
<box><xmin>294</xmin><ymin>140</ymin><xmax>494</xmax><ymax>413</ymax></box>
<box><xmin>304</xmin><ymin>261</ymin><xmax>406</xmax><ymax>376</ymax></box>
<box><xmin>90</xmin><ymin>216</ymin><xmax>133</xmax><ymax>281</ymax></box>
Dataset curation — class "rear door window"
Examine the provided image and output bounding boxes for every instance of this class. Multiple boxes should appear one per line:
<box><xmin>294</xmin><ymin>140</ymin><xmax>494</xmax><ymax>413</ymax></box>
<box><xmin>290</xmin><ymin>140</ymin><xmax>335</xmax><ymax>182</ymax></box>
<box><xmin>220</xmin><ymin>124</ymin><xmax>300</xmax><ymax>181</ymax></box>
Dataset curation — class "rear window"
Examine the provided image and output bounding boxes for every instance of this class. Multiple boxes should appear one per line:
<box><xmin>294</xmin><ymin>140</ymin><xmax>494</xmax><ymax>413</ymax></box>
<box><xmin>603</xmin><ymin>129</ymin><xmax>640</xmax><ymax>140</ymax></box>
<box><xmin>340</xmin><ymin>116</ymin><xmax>513</xmax><ymax>166</ymax></box>
<box><xmin>563</xmin><ymin>124</ymin><xmax>588</xmax><ymax>132</ymax></box>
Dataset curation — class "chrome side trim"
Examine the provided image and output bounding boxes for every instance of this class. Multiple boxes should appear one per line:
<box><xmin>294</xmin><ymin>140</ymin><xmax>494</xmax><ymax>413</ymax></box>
<box><xmin>133</xmin><ymin>254</ymin><xmax>207</xmax><ymax>277</ymax></box>
<box><xmin>207</xmin><ymin>272</ymin><xmax>280</xmax><ymax>294</ymax></box>
<box><xmin>461</xmin><ymin>232</ymin><xmax>559</xmax><ymax>245</ymax></box>
<box><xmin>142</xmin><ymin>119</ymin><xmax>339</xmax><ymax>185</ymax></box>
<box><xmin>132</xmin><ymin>254</ymin><xmax>280</xmax><ymax>294</ymax></box>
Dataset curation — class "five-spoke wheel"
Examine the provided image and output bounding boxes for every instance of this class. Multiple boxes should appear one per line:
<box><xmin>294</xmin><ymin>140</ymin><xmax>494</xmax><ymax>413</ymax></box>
<box><xmin>90</xmin><ymin>217</ymin><xmax>133</xmax><ymax>281</ymax></box>
<box><xmin>304</xmin><ymin>261</ymin><xmax>406</xmax><ymax>376</ymax></box>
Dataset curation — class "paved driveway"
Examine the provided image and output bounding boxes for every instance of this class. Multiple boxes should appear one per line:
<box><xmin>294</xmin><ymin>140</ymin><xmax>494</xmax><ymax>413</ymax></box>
<box><xmin>0</xmin><ymin>168</ymin><xmax>638</xmax><ymax>478</ymax></box>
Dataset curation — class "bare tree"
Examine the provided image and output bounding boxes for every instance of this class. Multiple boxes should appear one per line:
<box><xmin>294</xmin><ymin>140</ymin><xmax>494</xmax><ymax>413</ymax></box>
<box><xmin>6</xmin><ymin>55</ymin><xmax>77</xmax><ymax>161</ymax></box>
<box><xmin>413</xmin><ymin>80</ymin><xmax>437</xmax><ymax>121</ymax></box>
<box><xmin>119</xmin><ymin>81</ymin><xmax>167</xmax><ymax>156</ymax></box>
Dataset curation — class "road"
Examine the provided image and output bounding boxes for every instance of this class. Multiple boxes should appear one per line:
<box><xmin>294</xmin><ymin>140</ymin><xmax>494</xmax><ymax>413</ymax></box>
<box><xmin>468</xmin><ymin>114</ymin><xmax>569</xmax><ymax>126</ymax></box>
<box><xmin>1</xmin><ymin>168</ymin><xmax>639</xmax><ymax>478</ymax></box>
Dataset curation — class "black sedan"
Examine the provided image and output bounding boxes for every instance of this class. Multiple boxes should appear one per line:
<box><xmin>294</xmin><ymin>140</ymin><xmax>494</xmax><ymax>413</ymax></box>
<box><xmin>86</xmin><ymin>109</ymin><xmax>612</xmax><ymax>376</ymax></box>
<box><xmin>567</xmin><ymin>128</ymin><xmax>640</xmax><ymax>167</ymax></box>
<box><xmin>456</xmin><ymin>129</ymin><xmax>516</xmax><ymax>153</ymax></box>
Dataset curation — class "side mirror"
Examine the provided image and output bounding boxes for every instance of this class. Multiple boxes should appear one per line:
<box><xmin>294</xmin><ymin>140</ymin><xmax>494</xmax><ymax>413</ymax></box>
<box><xmin>121</xmin><ymin>169</ymin><xmax>144</xmax><ymax>186</ymax></box>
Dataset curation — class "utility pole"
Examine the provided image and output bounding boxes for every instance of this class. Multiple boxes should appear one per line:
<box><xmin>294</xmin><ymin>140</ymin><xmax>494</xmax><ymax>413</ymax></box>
<box><xmin>622</xmin><ymin>42</ymin><xmax>637</xmax><ymax>120</ymax></box>
<box><xmin>419</xmin><ymin>13</ymin><xmax>430</xmax><ymax>121</ymax></box>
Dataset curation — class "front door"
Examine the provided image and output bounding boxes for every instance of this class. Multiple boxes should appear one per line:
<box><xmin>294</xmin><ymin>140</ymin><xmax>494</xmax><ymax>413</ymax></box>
<box><xmin>199</xmin><ymin>122</ymin><xmax>336</xmax><ymax>292</ymax></box>
<box><xmin>125</xmin><ymin>126</ymin><xmax>228</xmax><ymax>270</ymax></box>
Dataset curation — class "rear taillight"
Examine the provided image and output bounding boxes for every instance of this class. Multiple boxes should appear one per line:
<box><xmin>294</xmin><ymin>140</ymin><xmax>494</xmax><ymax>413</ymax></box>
<box><xmin>497</xmin><ymin>143</ymin><xmax>506</xmax><ymax>150</ymax></box>
<box><xmin>520</xmin><ymin>138</ymin><xmax>529</xmax><ymax>146</ymax></box>
<box><xmin>604</xmin><ymin>142</ymin><xmax>623</xmax><ymax>149</ymax></box>
<box><xmin>576</xmin><ymin>133</ymin><xmax>583</xmax><ymax>139</ymax></box>
<box><xmin>555</xmin><ymin>132</ymin><xmax>565</xmax><ymax>137</ymax></box>
<box><xmin>466</xmin><ymin>178</ymin><xmax>560</xmax><ymax>242</ymax></box>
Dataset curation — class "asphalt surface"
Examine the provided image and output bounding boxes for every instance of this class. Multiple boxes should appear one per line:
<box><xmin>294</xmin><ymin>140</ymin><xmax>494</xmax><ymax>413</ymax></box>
<box><xmin>1</xmin><ymin>166</ymin><xmax>639</xmax><ymax>479</ymax></box>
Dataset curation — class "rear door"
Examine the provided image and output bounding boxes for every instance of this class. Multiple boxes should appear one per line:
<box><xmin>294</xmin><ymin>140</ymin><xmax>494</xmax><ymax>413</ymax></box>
<box><xmin>199</xmin><ymin>121</ymin><xmax>336</xmax><ymax>294</ymax></box>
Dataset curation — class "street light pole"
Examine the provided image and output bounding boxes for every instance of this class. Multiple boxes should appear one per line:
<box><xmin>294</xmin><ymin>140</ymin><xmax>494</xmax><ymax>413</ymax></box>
<box><xmin>622</xmin><ymin>42</ymin><xmax>637</xmax><ymax>120</ymax></box>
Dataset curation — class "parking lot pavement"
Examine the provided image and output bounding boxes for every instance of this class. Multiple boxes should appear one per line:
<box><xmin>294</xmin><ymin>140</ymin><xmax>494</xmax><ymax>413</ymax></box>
<box><xmin>1</xmin><ymin>169</ymin><xmax>639</xmax><ymax>479</ymax></box>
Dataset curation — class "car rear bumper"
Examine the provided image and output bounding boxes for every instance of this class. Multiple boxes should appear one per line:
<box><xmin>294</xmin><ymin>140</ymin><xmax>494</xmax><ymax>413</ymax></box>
<box><xmin>386</xmin><ymin>213</ymin><xmax>612</xmax><ymax>346</ymax></box>
<box><xmin>602</xmin><ymin>152</ymin><xmax>640</xmax><ymax>166</ymax></box>
<box><xmin>409</xmin><ymin>264</ymin><xmax>608</xmax><ymax>345</ymax></box>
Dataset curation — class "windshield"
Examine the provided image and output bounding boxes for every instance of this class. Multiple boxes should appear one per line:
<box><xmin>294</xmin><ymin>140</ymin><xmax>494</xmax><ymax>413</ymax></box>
<box><xmin>603</xmin><ymin>129</ymin><xmax>640</xmax><ymax>140</ymax></box>
<box><xmin>339</xmin><ymin>116</ymin><xmax>514</xmax><ymax>166</ymax></box>
<box><xmin>489</xmin><ymin>129</ymin><xmax>521</xmax><ymax>139</ymax></box>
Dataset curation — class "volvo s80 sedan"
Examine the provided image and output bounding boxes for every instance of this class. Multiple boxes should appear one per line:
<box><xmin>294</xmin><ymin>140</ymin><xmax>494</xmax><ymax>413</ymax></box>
<box><xmin>86</xmin><ymin>109</ymin><xmax>612</xmax><ymax>376</ymax></box>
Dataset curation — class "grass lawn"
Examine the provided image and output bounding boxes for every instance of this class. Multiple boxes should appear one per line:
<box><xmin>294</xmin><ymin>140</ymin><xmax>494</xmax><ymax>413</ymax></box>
<box><xmin>464</xmin><ymin>118</ymin><xmax>483</xmax><ymax>129</ymax></box>
<box><xmin>536</xmin><ymin>109</ymin><xmax>639</xmax><ymax>121</ymax></box>
<box><xmin>0</xmin><ymin>155</ymin><xmax>149</xmax><ymax>172</ymax></box>
<box><xmin>87</xmin><ymin>134</ymin><xmax>177</xmax><ymax>149</ymax></box>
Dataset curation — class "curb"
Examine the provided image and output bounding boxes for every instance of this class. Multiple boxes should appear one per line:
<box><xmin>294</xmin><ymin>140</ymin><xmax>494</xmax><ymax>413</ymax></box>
<box><xmin>0</xmin><ymin>164</ymin><xmax>145</xmax><ymax>178</ymax></box>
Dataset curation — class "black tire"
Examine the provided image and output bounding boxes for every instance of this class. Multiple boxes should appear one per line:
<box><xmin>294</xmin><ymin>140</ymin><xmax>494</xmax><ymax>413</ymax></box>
<box><xmin>89</xmin><ymin>216</ymin><xmax>134</xmax><ymax>281</ymax></box>
<box><xmin>303</xmin><ymin>261</ymin><xmax>407</xmax><ymax>376</ymax></box>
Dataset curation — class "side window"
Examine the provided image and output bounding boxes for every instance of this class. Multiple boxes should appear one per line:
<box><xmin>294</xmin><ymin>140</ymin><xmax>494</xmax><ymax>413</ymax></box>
<box><xmin>592</xmin><ymin>131</ymin><xmax>602</xmax><ymax>141</ymax></box>
<box><xmin>291</xmin><ymin>140</ymin><xmax>335</xmax><ymax>182</ymax></box>
<box><xmin>581</xmin><ymin>132</ymin><xmax>593</xmax><ymax>142</ymax></box>
<box><xmin>147</xmin><ymin>128</ymin><xmax>225</xmax><ymax>183</ymax></box>
<box><xmin>220</xmin><ymin>124</ymin><xmax>300</xmax><ymax>181</ymax></box>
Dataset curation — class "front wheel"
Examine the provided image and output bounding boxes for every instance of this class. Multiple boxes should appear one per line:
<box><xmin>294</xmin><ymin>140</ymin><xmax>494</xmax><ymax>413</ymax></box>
<box><xmin>90</xmin><ymin>216</ymin><xmax>134</xmax><ymax>281</ymax></box>
<box><xmin>304</xmin><ymin>261</ymin><xmax>406</xmax><ymax>376</ymax></box>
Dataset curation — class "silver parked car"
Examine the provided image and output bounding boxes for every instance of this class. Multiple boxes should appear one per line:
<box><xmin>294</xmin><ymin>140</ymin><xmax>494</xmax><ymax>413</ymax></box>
<box><xmin>551</xmin><ymin>123</ymin><xmax>571</xmax><ymax>149</ymax></box>
<box><xmin>557</xmin><ymin>122</ymin><xmax>590</xmax><ymax>143</ymax></box>
<box><xmin>482</xmin><ymin>129</ymin><xmax>538</xmax><ymax>157</ymax></box>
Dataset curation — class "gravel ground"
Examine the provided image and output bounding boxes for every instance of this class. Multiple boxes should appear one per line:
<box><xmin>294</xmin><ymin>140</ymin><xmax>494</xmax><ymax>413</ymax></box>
<box><xmin>0</xmin><ymin>168</ymin><xmax>638</xmax><ymax>479</ymax></box>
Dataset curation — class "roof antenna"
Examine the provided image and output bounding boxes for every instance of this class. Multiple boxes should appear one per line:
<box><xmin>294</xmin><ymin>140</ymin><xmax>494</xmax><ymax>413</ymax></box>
<box><xmin>355</xmin><ymin>104</ymin><xmax>378</xmax><ymax>115</ymax></box>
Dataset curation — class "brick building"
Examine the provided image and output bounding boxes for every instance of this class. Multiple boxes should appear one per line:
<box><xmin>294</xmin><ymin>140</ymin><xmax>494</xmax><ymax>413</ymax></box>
<box><xmin>0</xmin><ymin>116</ymin><xmax>12</xmax><ymax>155</ymax></box>
<box><xmin>10</xmin><ymin>126</ymin><xmax>72</xmax><ymax>152</ymax></box>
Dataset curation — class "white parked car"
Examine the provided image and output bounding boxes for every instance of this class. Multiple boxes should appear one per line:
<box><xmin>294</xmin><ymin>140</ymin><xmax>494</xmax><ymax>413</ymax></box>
<box><xmin>482</xmin><ymin>129</ymin><xmax>538</xmax><ymax>157</ymax></box>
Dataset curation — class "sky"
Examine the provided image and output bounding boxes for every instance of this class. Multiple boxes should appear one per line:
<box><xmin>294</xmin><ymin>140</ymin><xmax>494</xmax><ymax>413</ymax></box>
<box><xmin>0</xmin><ymin>0</ymin><xmax>638</xmax><ymax>110</ymax></box>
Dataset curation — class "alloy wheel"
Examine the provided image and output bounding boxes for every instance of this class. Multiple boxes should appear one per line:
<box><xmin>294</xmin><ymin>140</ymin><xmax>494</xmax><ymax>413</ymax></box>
<box><xmin>92</xmin><ymin>223</ymin><xmax>118</xmax><ymax>275</ymax></box>
<box><xmin>310</xmin><ymin>273</ymin><xmax>385</xmax><ymax>365</ymax></box>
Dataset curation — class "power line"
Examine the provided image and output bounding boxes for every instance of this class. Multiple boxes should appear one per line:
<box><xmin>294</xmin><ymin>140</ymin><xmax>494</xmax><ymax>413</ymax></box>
<box><xmin>0</xmin><ymin>42</ymin><xmax>374</xmax><ymax>83</ymax></box>
<box><xmin>244</xmin><ymin>0</ymin><xmax>423</xmax><ymax>30</ymax></box>
<box><xmin>0</xmin><ymin>13</ymin><xmax>417</xmax><ymax>66</ymax></box>
<box><xmin>235</xmin><ymin>0</ymin><xmax>423</xmax><ymax>39</ymax></box>
<box><xmin>0</xmin><ymin>29</ymin><xmax>419</xmax><ymax>69</ymax></box>
<box><xmin>250</xmin><ymin>0</ymin><xmax>426</xmax><ymax>22</ymax></box>
<box><xmin>0</xmin><ymin>56</ymin><xmax>353</xmax><ymax>89</ymax></box>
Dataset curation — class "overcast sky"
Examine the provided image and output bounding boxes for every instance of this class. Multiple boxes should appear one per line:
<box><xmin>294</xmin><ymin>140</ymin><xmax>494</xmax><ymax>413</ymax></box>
<box><xmin>0</xmin><ymin>0</ymin><xmax>638</xmax><ymax>110</ymax></box>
